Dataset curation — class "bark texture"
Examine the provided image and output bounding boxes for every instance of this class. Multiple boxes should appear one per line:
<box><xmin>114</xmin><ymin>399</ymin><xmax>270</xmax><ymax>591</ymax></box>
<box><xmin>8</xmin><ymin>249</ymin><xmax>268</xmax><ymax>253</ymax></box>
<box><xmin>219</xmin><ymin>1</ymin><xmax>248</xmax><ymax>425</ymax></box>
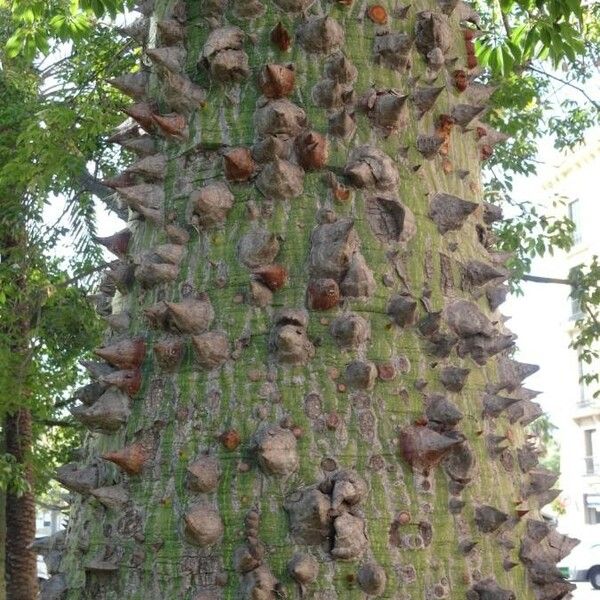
<box><xmin>49</xmin><ymin>0</ymin><xmax>576</xmax><ymax>599</ymax></box>
<box><xmin>0</xmin><ymin>489</ymin><xmax>5</xmax><ymax>600</ymax></box>
<box><xmin>5</xmin><ymin>410</ymin><xmax>37</xmax><ymax>600</ymax></box>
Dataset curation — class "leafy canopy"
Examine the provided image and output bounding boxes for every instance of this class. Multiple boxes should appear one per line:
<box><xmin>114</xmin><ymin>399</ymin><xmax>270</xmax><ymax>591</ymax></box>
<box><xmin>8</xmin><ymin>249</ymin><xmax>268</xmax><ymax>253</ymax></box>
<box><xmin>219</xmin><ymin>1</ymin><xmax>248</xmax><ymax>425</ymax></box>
<box><xmin>2</xmin><ymin>0</ymin><xmax>133</xmax><ymax>59</ymax></box>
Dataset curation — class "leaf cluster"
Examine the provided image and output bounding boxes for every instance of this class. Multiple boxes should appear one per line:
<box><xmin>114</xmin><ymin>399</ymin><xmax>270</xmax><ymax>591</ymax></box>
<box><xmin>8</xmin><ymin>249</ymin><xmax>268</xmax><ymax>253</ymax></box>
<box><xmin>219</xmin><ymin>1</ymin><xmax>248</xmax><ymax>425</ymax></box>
<box><xmin>476</xmin><ymin>0</ymin><xmax>586</xmax><ymax>75</ymax></box>
<box><xmin>495</xmin><ymin>197</ymin><xmax>575</xmax><ymax>290</ymax></box>
<box><xmin>2</xmin><ymin>0</ymin><xmax>132</xmax><ymax>59</ymax></box>
<box><xmin>569</xmin><ymin>257</ymin><xmax>600</xmax><ymax>397</ymax></box>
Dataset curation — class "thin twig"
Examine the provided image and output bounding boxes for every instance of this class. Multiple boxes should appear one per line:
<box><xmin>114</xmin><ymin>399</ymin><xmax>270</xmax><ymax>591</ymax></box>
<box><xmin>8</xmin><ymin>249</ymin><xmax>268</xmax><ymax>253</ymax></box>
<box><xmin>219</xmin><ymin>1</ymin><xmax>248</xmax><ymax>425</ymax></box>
<box><xmin>52</xmin><ymin>395</ymin><xmax>78</xmax><ymax>410</ymax></box>
<box><xmin>584</xmin><ymin>303</ymin><xmax>600</xmax><ymax>328</ymax></box>
<box><xmin>57</xmin><ymin>261</ymin><xmax>112</xmax><ymax>288</ymax></box>
<box><xmin>35</xmin><ymin>499</ymin><xmax>70</xmax><ymax>512</ymax></box>
<box><xmin>526</xmin><ymin>65</ymin><xmax>600</xmax><ymax>109</ymax></box>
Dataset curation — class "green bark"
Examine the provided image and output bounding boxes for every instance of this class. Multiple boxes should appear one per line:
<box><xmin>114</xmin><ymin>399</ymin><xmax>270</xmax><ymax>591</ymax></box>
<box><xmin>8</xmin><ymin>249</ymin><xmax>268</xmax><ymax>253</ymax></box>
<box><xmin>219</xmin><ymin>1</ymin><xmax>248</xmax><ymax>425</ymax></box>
<box><xmin>51</xmin><ymin>1</ymin><xmax>575</xmax><ymax>599</ymax></box>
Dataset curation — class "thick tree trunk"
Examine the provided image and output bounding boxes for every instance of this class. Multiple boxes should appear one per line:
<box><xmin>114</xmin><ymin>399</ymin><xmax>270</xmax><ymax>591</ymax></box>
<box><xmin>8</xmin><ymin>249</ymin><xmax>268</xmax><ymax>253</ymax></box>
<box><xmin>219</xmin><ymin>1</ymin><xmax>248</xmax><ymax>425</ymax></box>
<box><xmin>4</xmin><ymin>411</ymin><xmax>37</xmax><ymax>600</ymax></box>
<box><xmin>52</xmin><ymin>1</ymin><xmax>576</xmax><ymax>599</ymax></box>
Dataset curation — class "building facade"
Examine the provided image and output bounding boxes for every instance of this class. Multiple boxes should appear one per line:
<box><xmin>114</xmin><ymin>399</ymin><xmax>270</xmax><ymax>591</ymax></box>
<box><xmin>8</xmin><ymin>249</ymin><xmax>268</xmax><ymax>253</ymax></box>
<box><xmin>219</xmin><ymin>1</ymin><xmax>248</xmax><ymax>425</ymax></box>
<box><xmin>35</xmin><ymin>506</ymin><xmax>63</xmax><ymax>539</ymax></box>
<box><xmin>549</xmin><ymin>137</ymin><xmax>600</xmax><ymax>531</ymax></box>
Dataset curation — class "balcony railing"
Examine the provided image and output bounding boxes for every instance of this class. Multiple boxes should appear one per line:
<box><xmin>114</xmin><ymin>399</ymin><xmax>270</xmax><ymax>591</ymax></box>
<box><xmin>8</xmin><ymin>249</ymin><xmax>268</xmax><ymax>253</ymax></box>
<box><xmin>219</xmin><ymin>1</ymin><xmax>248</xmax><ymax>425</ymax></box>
<box><xmin>576</xmin><ymin>398</ymin><xmax>598</xmax><ymax>409</ymax></box>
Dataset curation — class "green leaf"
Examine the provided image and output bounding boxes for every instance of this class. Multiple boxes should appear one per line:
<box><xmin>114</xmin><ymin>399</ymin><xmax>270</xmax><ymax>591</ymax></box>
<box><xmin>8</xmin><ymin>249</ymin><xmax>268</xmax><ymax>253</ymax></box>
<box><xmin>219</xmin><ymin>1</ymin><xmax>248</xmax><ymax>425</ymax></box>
<box><xmin>506</xmin><ymin>39</ymin><xmax>522</xmax><ymax>64</ymax></box>
<box><xmin>492</xmin><ymin>46</ymin><xmax>505</xmax><ymax>76</ymax></box>
<box><xmin>537</xmin><ymin>44</ymin><xmax>550</xmax><ymax>60</ymax></box>
<box><xmin>501</xmin><ymin>44</ymin><xmax>516</xmax><ymax>72</ymax></box>
<box><xmin>510</xmin><ymin>23</ymin><xmax>528</xmax><ymax>46</ymax></box>
<box><xmin>5</xmin><ymin>32</ymin><xmax>23</xmax><ymax>58</ymax></box>
<box><xmin>523</xmin><ymin>28</ymin><xmax>539</xmax><ymax>57</ymax></box>
<box><xmin>49</xmin><ymin>14</ymin><xmax>66</xmax><ymax>30</ymax></box>
<box><xmin>19</xmin><ymin>8</ymin><xmax>35</xmax><ymax>24</ymax></box>
<box><xmin>475</xmin><ymin>41</ymin><xmax>494</xmax><ymax>67</ymax></box>
<box><xmin>565</xmin><ymin>0</ymin><xmax>584</xmax><ymax>22</ymax></box>
<box><xmin>539</xmin><ymin>26</ymin><xmax>553</xmax><ymax>48</ymax></box>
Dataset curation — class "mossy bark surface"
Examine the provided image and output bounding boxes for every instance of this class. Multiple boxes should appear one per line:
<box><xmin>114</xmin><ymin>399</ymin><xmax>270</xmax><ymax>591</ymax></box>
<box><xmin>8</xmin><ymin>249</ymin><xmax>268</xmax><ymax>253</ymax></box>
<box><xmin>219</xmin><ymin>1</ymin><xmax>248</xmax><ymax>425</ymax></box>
<box><xmin>54</xmin><ymin>1</ymin><xmax>573</xmax><ymax>599</ymax></box>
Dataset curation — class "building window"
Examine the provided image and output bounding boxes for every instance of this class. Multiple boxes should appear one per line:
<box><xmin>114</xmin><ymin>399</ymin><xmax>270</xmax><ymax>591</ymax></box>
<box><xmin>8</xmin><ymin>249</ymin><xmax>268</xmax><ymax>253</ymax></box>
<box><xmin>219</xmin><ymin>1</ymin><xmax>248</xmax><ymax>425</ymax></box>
<box><xmin>584</xmin><ymin>429</ymin><xmax>596</xmax><ymax>475</ymax></box>
<box><xmin>568</xmin><ymin>199</ymin><xmax>582</xmax><ymax>244</ymax></box>
<box><xmin>577</xmin><ymin>355</ymin><xmax>597</xmax><ymax>406</ymax></box>
<box><xmin>585</xmin><ymin>495</ymin><xmax>600</xmax><ymax>523</ymax></box>
<box><xmin>43</xmin><ymin>519</ymin><xmax>51</xmax><ymax>527</ymax></box>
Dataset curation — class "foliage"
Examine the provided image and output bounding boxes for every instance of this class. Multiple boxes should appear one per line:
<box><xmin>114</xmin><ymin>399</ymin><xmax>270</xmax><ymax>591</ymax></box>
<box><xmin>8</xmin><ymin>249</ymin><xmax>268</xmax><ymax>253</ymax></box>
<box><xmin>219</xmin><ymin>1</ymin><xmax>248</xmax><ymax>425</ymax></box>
<box><xmin>528</xmin><ymin>415</ymin><xmax>561</xmax><ymax>474</ymax></box>
<box><xmin>1</xmin><ymin>0</ymin><xmax>132</xmax><ymax>59</ymax></box>
<box><xmin>0</xmin><ymin>7</ymin><xmax>133</xmax><ymax>494</ymax></box>
<box><xmin>0</xmin><ymin>236</ymin><xmax>105</xmax><ymax>495</ymax></box>
<box><xmin>476</xmin><ymin>0</ymin><xmax>587</xmax><ymax>75</ymax></box>
<box><xmin>495</xmin><ymin>197</ymin><xmax>575</xmax><ymax>288</ymax></box>
<box><xmin>569</xmin><ymin>257</ymin><xmax>600</xmax><ymax>397</ymax></box>
<box><xmin>473</xmin><ymin>0</ymin><xmax>599</xmax><ymax>288</ymax></box>
<box><xmin>0</xmin><ymin>454</ymin><xmax>30</xmax><ymax>496</ymax></box>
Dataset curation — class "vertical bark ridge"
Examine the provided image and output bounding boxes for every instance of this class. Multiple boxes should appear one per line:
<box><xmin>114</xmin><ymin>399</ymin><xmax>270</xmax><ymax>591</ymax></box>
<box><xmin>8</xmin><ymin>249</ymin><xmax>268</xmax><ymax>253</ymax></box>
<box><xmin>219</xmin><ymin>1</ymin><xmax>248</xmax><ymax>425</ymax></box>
<box><xmin>0</xmin><ymin>487</ymin><xmax>5</xmax><ymax>600</ymax></box>
<box><xmin>5</xmin><ymin>409</ymin><xmax>38</xmax><ymax>600</ymax></box>
<box><xmin>51</xmin><ymin>1</ymin><xmax>575</xmax><ymax>599</ymax></box>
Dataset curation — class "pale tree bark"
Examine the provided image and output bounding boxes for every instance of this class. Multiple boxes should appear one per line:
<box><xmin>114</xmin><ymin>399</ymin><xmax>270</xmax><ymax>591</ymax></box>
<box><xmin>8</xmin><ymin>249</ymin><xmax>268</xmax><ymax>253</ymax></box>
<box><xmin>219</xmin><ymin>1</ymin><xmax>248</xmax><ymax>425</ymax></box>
<box><xmin>46</xmin><ymin>0</ymin><xmax>576</xmax><ymax>599</ymax></box>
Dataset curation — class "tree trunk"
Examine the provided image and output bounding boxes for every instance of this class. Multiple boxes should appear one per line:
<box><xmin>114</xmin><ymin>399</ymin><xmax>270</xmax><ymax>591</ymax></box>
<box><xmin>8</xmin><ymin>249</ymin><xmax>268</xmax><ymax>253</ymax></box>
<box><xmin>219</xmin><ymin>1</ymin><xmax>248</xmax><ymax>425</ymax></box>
<box><xmin>1</xmin><ymin>282</ymin><xmax>39</xmax><ymax>600</ymax></box>
<box><xmin>1</xmin><ymin>227</ymin><xmax>37</xmax><ymax>600</ymax></box>
<box><xmin>53</xmin><ymin>1</ymin><xmax>575</xmax><ymax>599</ymax></box>
<box><xmin>0</xmin><ymin>483</ymin><xmax>6</xmax><ymax>600</ymax></box>
<box><xmin>4</xmin><ymin>412</ymin><xmax>37</xmax><ymax>600</ymax></box>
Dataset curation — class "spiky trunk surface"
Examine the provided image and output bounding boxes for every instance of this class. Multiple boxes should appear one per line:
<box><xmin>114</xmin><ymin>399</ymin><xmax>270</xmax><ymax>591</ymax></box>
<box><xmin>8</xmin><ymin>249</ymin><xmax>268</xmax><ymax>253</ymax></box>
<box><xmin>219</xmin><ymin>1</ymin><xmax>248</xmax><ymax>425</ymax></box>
<box><xmin>5</xmin><ymin>410</ymin><xmax>37</xmax><ymax>600</ymax></box>
<box><xmin>51</xmin><ymin>1</ymin><xmax>575</xmax><ymax>599</ymax></box>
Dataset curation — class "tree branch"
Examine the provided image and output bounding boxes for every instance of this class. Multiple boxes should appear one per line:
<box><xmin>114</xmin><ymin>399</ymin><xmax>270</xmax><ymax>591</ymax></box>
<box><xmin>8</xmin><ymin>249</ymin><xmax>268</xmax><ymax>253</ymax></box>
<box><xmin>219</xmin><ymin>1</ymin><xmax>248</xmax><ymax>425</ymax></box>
<box><xmin>497</xmin><ymin>0</ymin><xmax>512</xmax><ymax>37</ymax></box>
<box><xmin>52</xmin><ymin>397</ymin><xmax>78</xmax><ymax>410</ymax></box>
<box><xmin>78</xmin><ymin>169</ymin><xmax>112</xmax><ymax>200</ymax></box>
<box><xmin>501</xmin><ymin>13</ymin><xmax>512</xmax><ymax>36</ymax></box>
<box><xmin>78</xmin><ymin>169</ymin><xmax>128</xmax><ymax>220</ymax></box>
<box><xmin>58</xmin><ymin>261</ymin><xmax>112</xmax><ymax>288</ymax></box>
<box><xmin>584</xmin><ymin>302</ymin><xmax>600</xmax><ymax>328</ymax></box>
<box><xmin>522</xmin><ymin>274</ymin><xmax>572</xmax><ymax>285</ymax></box>
<box><xmin>35</xmin><ymin>418</ymin><xmax>80</xmax><ymax>429</ymax></box>
<box><xmin>526</xmin><ymin>65</ymin><xmax>600</xmax><ymax>109</ymax></box>
<box><xmin>35</xmin><ymin>499</ymin><xmax>69</xmax><ymax>512</ymax></box>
